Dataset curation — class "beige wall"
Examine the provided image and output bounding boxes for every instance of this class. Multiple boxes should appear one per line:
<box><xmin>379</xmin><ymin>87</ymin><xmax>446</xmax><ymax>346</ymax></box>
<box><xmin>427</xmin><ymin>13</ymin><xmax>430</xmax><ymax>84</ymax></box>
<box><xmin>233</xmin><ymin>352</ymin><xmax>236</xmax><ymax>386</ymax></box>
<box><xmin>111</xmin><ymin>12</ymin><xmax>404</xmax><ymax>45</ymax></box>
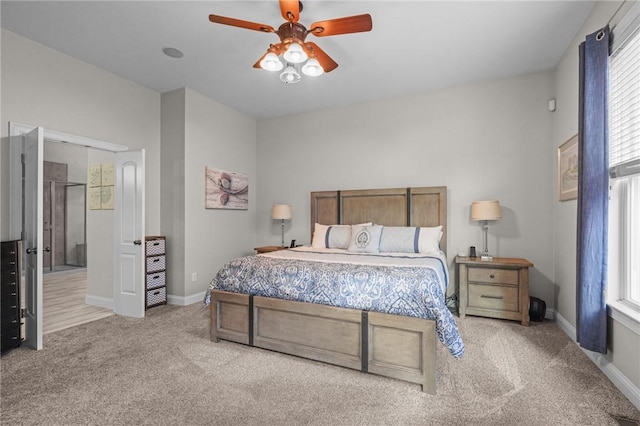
<box><xmin>0</xmin><ymin>29</ymin><xmax>161</xmax><ymax>300</ymax></box>
<box><xmin>161</xmin><ymin>88</ymin><xmax>257</xmax><ymax>302</ymax></box>
<box><xmin>256</xmin><ymin>71</ymin><xmax>556</xmax><ymax>304</ymax></box>
<box><xmin>160</xmin><ymin>88</ymin><xmax>187</xmax><ymax>300</ymax></box>
<box><xmin>552</xmin><ymin>0</ymin><xmax>640</xmax><ymax>393</ymax></box>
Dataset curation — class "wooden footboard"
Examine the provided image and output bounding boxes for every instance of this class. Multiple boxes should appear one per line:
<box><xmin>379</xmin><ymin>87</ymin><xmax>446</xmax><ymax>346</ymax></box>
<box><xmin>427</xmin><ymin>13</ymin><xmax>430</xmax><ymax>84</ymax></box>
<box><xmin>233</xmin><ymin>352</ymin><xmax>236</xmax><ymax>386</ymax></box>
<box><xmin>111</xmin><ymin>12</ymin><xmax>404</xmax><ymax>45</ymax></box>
<box><xmin>210</xmin><ymin>290</ymin><xmax>437</xmax><ymax>393</ymax></box>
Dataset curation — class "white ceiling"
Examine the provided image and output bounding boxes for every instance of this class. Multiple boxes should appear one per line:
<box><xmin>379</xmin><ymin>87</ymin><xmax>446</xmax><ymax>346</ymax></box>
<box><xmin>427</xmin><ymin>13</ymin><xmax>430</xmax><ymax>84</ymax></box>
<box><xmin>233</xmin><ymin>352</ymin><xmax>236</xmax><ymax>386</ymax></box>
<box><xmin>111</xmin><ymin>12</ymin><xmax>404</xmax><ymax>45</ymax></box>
<box><xmin>1</xmin><ymin>1</ymin><xmax>596</xmax><ymax>120</ymax></box>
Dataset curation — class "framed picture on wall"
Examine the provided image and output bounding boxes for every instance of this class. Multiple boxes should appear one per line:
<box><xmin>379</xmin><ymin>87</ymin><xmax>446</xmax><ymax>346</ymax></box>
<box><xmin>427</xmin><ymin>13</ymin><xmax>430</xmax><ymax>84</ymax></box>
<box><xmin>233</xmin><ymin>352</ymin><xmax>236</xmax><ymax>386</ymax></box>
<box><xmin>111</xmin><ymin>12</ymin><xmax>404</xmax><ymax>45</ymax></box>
<box><xmin>557</xmin><ymin>134</ymin><xmax>578</xmax><ymax>201</ymax></box>
<box><xmin>205</xmin><ymin>166</ymin><xmax>249</xmax><ymax>209</ymax></box>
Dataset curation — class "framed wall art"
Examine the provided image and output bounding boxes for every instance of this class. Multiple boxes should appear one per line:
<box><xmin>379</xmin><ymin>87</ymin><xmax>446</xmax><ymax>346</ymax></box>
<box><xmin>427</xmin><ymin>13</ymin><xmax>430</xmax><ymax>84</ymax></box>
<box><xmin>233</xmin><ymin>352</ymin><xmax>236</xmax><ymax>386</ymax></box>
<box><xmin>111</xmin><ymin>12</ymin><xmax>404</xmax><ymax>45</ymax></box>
<box><xmin>205</xmin><ymin>166</ymin><xmax>248</xmax><ymax>210</ymax></box>
<box><xmin>557</xmin><ymin>134</ymin><xmax>578</xmax><ymax>201</ymax></box>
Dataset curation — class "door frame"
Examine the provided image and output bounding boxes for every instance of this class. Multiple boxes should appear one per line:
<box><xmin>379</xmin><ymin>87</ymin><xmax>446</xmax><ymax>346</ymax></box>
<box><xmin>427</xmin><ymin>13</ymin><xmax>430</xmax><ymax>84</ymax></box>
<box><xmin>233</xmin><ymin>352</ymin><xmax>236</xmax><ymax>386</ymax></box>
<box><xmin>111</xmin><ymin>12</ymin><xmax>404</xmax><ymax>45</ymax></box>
<box><xmin>8</xmin><ymin>122</ymin><xmax>135</xmax><ymax>348</ymax></box>
<box><xmin>9</xmin><ymin>122</ymin><xmax>128</xmax><ymax>239</ymax></box>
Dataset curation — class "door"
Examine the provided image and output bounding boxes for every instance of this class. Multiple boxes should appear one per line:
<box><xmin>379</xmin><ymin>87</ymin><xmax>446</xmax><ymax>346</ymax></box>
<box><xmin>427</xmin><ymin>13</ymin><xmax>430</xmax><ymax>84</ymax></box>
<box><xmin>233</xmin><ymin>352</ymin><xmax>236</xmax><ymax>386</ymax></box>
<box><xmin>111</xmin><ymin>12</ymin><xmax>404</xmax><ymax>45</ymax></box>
<box><xmin>113</xmin><ymin>150</ymin><xmax>145</xmax><ymax>318</ymax></box>
<box><xmin>23</xmin><ymin>127</ymin><xmax>45</xmax><ymax>349</ymax></box>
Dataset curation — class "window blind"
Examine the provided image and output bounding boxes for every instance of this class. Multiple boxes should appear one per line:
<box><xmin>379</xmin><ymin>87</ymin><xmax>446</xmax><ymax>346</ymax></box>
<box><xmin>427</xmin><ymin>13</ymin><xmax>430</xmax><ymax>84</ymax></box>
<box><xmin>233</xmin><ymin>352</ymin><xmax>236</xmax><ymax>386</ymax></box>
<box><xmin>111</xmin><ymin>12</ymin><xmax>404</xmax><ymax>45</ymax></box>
<box><xmin>610</xmin><ymin>5</ymin><xmax>640</xmax><ymax>178</ymax></box>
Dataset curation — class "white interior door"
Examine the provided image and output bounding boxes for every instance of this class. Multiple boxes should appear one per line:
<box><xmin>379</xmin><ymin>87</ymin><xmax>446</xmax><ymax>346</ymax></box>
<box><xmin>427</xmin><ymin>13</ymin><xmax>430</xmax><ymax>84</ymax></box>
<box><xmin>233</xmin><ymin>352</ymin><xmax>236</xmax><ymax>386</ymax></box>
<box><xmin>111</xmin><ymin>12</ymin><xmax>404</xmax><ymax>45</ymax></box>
<box><xmin>113</xmin><ymin>150</ymin><xmax>145</xmax><ymax>317</ymax></box>
<box><xmin>23</xmin><ymin>127</ymin><xmax>44</xmax><ymax>349</ymax></box>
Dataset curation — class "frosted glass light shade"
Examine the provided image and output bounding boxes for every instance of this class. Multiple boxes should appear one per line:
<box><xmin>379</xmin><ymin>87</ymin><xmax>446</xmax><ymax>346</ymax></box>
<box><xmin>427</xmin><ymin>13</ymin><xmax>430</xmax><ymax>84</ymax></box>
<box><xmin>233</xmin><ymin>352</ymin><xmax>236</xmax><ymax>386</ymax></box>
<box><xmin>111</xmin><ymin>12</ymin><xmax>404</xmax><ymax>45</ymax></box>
<box><xmin>471</xmin><ymin>200</ymin><xmax>502</xmax><ymax>221</ymax></box>
<box><xmin>283</xmin><ymin>42</ymin><xmax>307</xmax><ymax>64</ymax></box>
<box><xmin>272</xmin><ymin>204</ymin><xmax>292</xmax><ymax>220</ymax></box>
<box><xmin>302</xmin><ymin>58</ymin><xmax>324</xmax><ymax>77</ymax></box>
<box><xmin>260</xmin><ymin>52</ymin><xmax>283</xmax><ymax>71</ymax></box>
<box><xmin>279</xmin><ymin>65</ymin><xmax>301</xmax><ymax>84</ymax></box>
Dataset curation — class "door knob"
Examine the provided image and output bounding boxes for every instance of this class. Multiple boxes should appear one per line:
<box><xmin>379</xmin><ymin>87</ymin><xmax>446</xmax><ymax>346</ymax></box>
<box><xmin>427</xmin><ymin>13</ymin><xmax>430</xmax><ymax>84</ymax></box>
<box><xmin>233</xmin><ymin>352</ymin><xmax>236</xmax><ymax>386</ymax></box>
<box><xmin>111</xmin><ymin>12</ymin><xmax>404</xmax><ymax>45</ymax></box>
<box><xmin>133</xmin><ymin>240</ymin><xmax>142</xmax><ymax>245</ymax></box>
<box><xmin>44</xmin><ymin>247</ymin><xmax>51</xmax><ymax>252</ymax></box>
<box><xmin>26</xmin><ymin>247</ymin><xmax>37</xmax><ymax>254</ymax></box>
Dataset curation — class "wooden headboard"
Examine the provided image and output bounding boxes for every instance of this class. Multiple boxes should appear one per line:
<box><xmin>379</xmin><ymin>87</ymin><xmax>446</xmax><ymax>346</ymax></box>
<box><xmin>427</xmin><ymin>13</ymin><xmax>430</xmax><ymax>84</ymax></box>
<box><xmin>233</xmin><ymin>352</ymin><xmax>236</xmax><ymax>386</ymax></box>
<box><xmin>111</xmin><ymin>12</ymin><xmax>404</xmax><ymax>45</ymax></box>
<box><xmin>310</xmin><ymin>186</ymin><xmax>447</xmax><ymax>253</ymax></box>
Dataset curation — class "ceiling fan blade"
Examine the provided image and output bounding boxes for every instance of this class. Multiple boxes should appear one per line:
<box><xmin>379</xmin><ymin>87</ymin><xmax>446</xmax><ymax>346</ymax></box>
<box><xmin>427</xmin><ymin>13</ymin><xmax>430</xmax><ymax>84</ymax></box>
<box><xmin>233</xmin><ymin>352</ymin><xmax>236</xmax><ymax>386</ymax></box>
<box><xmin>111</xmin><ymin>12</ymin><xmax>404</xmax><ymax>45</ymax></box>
<box><xmin>279</xmin><ymin>0</ymin><xmax>300</xmax><ymax>23</ymax></box>
<box><xmin>305</xmin><ymin>42</ymin><xmax>338</xmax><ymax>73</ymax></box>
<box><xmin>253</xmin><ymin>44</ymin><xmax>285</xmax><ymax>68</ymax></box>
<box><xmin>209</xmin><ymin>14</ymin><xmax>275</xmax><ymax>33</ymax></box>
<box><xmin>310</xmin><ymin>14</ymin><xmax>372</xmax><ymax>37</ymax></box>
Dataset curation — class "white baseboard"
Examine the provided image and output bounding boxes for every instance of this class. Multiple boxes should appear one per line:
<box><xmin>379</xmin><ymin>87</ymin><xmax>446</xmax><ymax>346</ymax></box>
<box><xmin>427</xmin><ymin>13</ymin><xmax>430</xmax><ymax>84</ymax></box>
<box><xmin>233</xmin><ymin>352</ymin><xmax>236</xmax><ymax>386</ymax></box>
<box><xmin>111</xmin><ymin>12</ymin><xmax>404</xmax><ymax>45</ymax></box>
<box><xmin>86</xmin><ymin>292</ymin><xmax>204</xmax><ymax>309</ymax></box>
<box><xmin>555</xmin><ymin>312</ymin><xmax>640</xmax><ymax>411</ymax></box>
<box><xmin>167</xmin><ymin>291</ymin><xmax>206</xmax><ymax>306</ymax></box>
<box><xmin>85</xmin><ymin>294</ymin><xmax>114</xmax><ymax>310</ymax></box>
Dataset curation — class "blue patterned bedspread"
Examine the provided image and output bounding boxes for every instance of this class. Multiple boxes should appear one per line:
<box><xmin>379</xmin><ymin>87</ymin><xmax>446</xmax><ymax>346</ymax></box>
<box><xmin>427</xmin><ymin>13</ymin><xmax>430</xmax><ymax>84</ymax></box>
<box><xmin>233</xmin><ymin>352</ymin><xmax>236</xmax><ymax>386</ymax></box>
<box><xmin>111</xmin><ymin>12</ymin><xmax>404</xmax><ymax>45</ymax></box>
<box><xmin>205</xmin><ymin>250</ymin><xmax>464</xmax><ymax>358</ymax></box>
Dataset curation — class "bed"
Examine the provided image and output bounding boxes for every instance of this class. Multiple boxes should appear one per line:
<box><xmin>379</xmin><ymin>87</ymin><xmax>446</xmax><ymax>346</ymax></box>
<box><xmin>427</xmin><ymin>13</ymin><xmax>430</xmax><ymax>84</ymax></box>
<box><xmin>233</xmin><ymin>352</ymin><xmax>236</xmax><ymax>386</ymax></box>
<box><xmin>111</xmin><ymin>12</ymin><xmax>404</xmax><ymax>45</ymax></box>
<box><xmin>206</xmin><ymin>186</ymin><xmax>463</xmax><ymax>393</ymax></box>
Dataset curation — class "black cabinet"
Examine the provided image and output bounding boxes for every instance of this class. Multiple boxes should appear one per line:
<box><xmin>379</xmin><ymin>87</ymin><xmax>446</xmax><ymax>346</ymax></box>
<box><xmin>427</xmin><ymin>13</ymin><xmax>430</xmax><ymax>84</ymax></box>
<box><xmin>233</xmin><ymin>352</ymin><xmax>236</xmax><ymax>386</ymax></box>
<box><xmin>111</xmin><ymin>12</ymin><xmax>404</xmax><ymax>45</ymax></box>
<box><xmin>1</xmin><ymin>240</ymin><xmax>22</xmax><ymax>354</ymax></box>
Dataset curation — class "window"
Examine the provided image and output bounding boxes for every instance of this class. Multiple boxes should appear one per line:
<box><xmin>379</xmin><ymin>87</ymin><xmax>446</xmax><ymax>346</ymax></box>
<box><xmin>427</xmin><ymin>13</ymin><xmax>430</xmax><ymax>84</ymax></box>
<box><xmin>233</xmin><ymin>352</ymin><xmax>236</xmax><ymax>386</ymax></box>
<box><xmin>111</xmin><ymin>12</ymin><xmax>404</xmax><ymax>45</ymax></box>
<box><xmin>608</xmin><ymin>3</ymin><xmax>640</xmax><ymax>324</ymax></box>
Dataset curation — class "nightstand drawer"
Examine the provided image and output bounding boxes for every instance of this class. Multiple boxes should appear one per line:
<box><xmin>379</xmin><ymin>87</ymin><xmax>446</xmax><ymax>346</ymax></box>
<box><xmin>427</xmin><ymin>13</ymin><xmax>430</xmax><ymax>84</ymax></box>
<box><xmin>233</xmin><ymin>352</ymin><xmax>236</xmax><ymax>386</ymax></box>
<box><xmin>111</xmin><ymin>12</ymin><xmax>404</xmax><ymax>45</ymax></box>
<box><xmin>468</xmin><ymin>283</ymin><xmax>519</xmax><ymax>312</ymax></box>
<box><xmin>468</xmin><ymin>267</ymin><xmax>518</xmax><ymax>285</ymax></box>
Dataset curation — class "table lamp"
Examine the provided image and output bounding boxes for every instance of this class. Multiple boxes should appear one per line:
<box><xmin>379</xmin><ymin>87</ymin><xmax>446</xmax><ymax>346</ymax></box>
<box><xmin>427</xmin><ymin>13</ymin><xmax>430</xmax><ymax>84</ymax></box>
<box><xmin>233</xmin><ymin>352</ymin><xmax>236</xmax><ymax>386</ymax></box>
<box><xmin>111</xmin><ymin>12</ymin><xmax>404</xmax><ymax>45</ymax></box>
<box><xmin>272</xmin><ymin>204</ymin><xmax>292</xmax><ymax>247</ymax></box>
<box><xmin>471</xmin><ymin>200</ymin><xmax>502</xmax><ymax>261</ymax></box>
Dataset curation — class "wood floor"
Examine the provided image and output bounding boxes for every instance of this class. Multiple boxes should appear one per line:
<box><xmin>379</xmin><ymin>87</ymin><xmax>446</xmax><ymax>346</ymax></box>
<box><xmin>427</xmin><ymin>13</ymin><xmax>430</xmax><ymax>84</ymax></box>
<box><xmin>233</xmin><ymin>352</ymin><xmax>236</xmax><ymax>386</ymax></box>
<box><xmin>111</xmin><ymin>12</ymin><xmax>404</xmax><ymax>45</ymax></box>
<box><xmin>43</xmin><ymin>269</ymin><xmax>113</xmax><ymax>334</ymax></box>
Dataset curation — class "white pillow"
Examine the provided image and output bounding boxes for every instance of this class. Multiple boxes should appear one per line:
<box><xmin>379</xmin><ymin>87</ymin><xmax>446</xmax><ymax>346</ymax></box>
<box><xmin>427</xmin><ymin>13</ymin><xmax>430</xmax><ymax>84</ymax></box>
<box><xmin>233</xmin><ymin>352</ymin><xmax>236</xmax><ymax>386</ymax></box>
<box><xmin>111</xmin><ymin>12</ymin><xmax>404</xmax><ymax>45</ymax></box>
<box><xmin>417</xmin><ymin>226</ymin><xmax>443</xmax><ymax>254</ymax></box>
<box><xmin>348</xmin><ymin>225</ymin><xmax>383</xmax><ymax>253</ymax></box>
<box><xmin>378</xmin><ymin>226</ymin><xmax>443</xmax><ymax>254</ymax></box>
<box><xmin>311</xmin><ymin>223</ymin><xmax>352</xmax><ymax>249</ymax></box>
<box><xmin>379</xmin><ymin>226</ymin><xmax>419</xmax><ymax>253</ymax></box>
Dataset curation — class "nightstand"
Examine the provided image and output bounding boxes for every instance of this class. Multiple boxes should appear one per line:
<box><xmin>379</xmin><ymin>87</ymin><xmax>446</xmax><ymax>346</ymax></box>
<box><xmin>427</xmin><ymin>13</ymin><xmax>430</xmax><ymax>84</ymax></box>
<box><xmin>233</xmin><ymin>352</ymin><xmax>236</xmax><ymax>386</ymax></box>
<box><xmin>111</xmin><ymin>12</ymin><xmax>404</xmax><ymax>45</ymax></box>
<box><xmin>456</xmin><ymin>256</ymin><xmax>533</xmax><ymax>326</ymax></box>
<box><xmin>254</xmin><ymin>245</ymin><xmax>287</xmax><ymax>254</ymax></box>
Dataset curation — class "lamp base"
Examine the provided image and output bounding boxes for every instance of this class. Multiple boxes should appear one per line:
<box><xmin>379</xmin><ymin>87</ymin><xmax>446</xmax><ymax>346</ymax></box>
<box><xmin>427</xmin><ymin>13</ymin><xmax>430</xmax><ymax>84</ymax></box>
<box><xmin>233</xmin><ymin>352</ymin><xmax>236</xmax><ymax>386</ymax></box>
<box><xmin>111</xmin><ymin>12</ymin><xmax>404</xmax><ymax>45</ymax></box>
<box><xmin>480</xmin><ymin>255</ymin><xmax>493</xmax><ymax>261</ymax></box>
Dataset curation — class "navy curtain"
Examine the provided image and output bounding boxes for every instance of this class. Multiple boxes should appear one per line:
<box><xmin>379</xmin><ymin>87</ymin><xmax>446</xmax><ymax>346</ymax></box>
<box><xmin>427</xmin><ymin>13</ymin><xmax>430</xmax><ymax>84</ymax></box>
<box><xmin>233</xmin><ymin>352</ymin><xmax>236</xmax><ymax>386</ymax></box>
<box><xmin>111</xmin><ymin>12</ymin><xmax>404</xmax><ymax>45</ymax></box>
<box><xmin>576</xmin><ymin>26</ymin><xmax>609</xmax><ymax>354</ymax></box>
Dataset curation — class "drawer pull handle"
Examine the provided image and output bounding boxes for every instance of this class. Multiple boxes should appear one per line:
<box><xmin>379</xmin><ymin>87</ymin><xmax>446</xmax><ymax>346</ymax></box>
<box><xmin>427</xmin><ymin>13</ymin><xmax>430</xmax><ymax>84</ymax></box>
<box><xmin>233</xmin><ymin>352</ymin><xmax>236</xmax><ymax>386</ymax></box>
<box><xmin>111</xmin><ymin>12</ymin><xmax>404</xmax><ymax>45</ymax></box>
<box><xmin>153</xmin><ymin>275</ymin><xmax>160</xmax><ymax>279</ymax></box>
<box><xmin>489</xmin><ymin>274</ymin><xmax>495</xmax><ymax>279</ymax></box>
<box><xmin>153</xmin><ymin>242</ymin><xmax>160</xmax><ymax>246</ymax></box>
<box><xmin>481</xmin><ymin>295</ymin><xmax>503</xmax><ymax>300</ymax></box>
<box><xmin>153</xmin><ymin>290</ymin><xmax>160</xmax><ymax>295</ymax></box>
<box><xmin>153</xmin><ymin>259</ymin><xmax>159</xmax><ymax>263</ymax></box>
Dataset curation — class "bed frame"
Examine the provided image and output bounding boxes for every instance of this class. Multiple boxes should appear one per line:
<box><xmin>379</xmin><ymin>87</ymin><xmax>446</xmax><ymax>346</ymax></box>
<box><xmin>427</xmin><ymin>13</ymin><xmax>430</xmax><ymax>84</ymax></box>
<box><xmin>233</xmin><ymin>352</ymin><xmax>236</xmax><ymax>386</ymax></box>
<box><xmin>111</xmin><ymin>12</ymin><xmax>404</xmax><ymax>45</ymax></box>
<box><xmin>210</xmin><ymin>186</ymin><xmax>447</xmax><ymax>393</ymax></box>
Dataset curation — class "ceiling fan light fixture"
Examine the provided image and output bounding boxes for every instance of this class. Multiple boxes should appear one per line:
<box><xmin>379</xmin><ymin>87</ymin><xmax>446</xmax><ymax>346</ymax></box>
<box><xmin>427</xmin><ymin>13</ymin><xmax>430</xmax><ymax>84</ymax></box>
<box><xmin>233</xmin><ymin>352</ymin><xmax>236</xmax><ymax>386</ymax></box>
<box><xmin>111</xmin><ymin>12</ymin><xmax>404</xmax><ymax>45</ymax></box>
<box><xmin>280</xmin><ymin>65</ymin><xmax>301</xmax><ymax>84</ymax></box>
<box><xmin>283</xmin><ymin>42</ymin><xmax>307</xmax><ymax>64</ymax></box>
<box><xmin>301</xmin><ymin>58</ymin><xmax>324</xmax><ymax>77</ymax></box>
<box><xmin>260</xmin><ymin>52</ymin><xmax>284</xmax><ymax>71</ymax></box>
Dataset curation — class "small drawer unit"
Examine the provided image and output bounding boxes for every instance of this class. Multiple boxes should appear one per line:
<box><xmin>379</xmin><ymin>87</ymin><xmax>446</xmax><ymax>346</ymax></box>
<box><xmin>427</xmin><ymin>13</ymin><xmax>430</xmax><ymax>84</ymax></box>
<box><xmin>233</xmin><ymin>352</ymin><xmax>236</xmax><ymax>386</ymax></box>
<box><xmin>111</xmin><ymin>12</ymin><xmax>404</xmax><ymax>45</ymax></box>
<box><xmin>145</xmin><ymin>236</ymin><xmax>167</xmax><ymax>309</ymax></box>
<box><xmin>456</xmin><ymin>256</ymin><xmax>533</xmax><ymax>326</ymax></box>
<box><xmin>1</xmin><ymin>240</ymin><xmax>22</xmax><ymax>354</ymax></box>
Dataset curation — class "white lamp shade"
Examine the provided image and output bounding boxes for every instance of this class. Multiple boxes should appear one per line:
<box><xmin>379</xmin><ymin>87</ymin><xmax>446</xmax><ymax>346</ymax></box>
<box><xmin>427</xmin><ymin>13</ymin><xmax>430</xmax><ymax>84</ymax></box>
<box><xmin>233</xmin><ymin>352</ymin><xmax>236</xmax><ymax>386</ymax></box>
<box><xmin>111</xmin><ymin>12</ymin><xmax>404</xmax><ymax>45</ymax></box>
<box><xmin>301</xmin><ymin>58</ymin><xmax>324</xmax><ymax>77</ymax></box>
<box><xmin>260</xmin><ymin>52</ymin><xmax>283</xmax><ymax>71</ymax></box>
<box><xmin>272</xmin><ymin>204</ymin><xmax>292</xmax><ymax>220</ymax></box>
<box><xmin>279</xmin><ymin>65</ymin><xmax>301</xmax><ymax>84</ymax></box>
<box><xmin>471</xmin><ymin>200</ymin><xmax>502</xmax><ymax>221</ymax></box>
<box><xmin>283</xmin><ymin>42</ymin><xmax>308</xmax><ymax>64</ymax></box>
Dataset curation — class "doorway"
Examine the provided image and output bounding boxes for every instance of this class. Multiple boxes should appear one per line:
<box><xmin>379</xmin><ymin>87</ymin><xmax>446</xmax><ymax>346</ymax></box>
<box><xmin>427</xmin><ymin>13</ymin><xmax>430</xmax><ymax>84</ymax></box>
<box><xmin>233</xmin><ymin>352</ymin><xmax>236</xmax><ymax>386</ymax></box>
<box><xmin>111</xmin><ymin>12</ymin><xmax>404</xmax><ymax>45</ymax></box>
<box><xmin>8</xmin><ymin>122</ymin><xmax>143</xmax><ymax>350</ymax></box>
<box><xmin>40</xmin><ymin>144</ymin><xmax>110</xmax><ymax>334</ymax></box>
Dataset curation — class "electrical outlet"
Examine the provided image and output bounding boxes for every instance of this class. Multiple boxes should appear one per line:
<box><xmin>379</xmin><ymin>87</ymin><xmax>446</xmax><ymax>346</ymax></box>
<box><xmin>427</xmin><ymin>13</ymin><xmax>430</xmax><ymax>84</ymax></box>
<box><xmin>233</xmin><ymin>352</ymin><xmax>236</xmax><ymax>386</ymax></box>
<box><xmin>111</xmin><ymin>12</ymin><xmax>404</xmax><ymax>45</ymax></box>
<box><xmin>191</xmin><ymin>272</ymin><xmax>197</xmax><ymax>282</ymax></box>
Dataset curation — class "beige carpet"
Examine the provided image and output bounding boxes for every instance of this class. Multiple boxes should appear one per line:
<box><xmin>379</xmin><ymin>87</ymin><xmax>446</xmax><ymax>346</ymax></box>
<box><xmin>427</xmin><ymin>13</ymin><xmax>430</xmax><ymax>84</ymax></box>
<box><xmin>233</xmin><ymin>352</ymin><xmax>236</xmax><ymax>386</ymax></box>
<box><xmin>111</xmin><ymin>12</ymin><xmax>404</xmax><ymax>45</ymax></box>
<box><xmin>1</xmin><ymin>303</ymin><xmax>638</xmax><ymax>425</ymax></box>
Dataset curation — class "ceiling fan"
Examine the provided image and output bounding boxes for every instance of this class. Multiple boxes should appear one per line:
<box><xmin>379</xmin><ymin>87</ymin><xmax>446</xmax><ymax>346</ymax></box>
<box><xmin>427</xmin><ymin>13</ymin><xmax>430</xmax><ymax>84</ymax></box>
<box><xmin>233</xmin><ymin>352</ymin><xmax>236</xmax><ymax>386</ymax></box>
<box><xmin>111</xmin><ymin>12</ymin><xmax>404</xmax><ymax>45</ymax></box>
<box><xmin>208</xmin><ymin>0</ymin><xmax>372</xmax><ymax>83</ymax></box>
